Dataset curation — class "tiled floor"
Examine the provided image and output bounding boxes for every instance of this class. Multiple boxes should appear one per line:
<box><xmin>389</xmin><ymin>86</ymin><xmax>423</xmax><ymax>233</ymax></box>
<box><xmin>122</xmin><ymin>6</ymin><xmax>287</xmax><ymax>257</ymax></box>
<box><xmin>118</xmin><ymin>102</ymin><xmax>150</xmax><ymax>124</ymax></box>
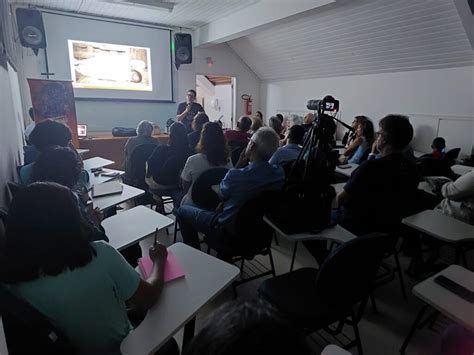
<box><xmin>135</xmin><ymin>208</ymin><xmax>456</xmax><ymax>355</ymax></box>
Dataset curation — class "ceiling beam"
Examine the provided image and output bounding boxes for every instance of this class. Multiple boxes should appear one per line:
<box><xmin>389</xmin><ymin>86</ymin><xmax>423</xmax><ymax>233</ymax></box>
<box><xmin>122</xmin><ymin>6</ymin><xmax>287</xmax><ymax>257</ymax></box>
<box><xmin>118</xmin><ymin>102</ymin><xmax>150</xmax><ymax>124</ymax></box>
<box><xmin>193</xmin><ymin>0</ymin><xmax>336</xmax><ymax>47</ymax></box>
<box><xmin>453</xmin><ymin>0</ymin><xmax>474</xmax><ymax>49</ymax></box>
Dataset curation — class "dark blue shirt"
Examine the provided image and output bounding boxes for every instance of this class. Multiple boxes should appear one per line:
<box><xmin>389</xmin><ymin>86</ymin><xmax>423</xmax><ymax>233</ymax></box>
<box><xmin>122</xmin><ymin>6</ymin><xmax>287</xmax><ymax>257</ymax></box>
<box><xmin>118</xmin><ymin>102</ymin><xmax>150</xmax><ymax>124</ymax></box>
<box><xmin>342</xmin><ymin>153</ymin><xmax>418</xmax><ymax>233</ymax></box>
<box><xmin>219</xmin><ymin>161</ymin><xmax>285</xmax><ymax>224</ymax></box>
<box><xmin>177</xmin><ymin>102</ymin><xmax>204</xmax><ymax>133</ymax></box>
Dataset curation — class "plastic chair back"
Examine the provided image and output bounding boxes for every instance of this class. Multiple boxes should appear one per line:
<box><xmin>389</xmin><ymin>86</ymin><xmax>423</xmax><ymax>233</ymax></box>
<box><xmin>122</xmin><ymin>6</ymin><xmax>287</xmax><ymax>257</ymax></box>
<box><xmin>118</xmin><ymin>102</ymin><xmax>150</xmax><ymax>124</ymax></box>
<box><xmin>315</xmin><ymin>233</ymin><xmax>393</xmax><ymax>307</ymax></box>
<box><xmin>0</xmin><ymin>284</ymin><xmax>75</xmax><ymax>354</ymax></box>
<box><xmin>191</xmin><ymin>167</ymin><xmax>229</xmax><ymax>210</ymax></box>
<box><xmin>126</xmin><ymin>143</ymin><xmax>158</xmax><ymax>189</ymax></box>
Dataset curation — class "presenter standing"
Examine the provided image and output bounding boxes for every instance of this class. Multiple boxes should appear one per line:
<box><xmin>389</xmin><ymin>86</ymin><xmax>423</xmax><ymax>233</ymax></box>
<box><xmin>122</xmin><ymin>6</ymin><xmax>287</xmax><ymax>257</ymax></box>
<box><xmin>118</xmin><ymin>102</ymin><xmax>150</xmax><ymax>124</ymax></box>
<box><xmin>176</xmin><ymin>89</ymin><xmax>204</xmax><ymax>133</ymax></box>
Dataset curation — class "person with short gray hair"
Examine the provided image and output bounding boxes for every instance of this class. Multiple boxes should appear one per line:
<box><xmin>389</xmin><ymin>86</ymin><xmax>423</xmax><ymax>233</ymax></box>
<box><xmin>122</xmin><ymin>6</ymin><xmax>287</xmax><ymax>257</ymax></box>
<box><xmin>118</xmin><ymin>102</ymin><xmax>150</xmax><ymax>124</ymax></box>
<box><xmin>250</xmin><ymin>127</ymin><xmax>281</xmax><ymax>161</ymax></box>
<box><xmin>176</xmin><ymin>126</ymin><xmax>284</xmax><ymax>256</ymax></box>
<box><xmin>136</xmin><ymin>120</ymin><xmax>154</xmax><ymax>137</ymax></box>
<box><xmin>124</xmin><ymin>120</ymin><xmax>159</xmax><ymax>175</ymax></box>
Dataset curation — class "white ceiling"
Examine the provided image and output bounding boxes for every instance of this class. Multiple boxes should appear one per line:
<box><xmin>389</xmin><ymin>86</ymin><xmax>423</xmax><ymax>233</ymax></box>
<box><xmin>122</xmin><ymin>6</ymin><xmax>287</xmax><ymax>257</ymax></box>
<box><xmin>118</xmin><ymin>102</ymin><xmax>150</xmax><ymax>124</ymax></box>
<box><xmin>9</xmin><ymin>0</ymin><xmax>259</xmax><ymax>29</ymax></box>
<box><xmin>9</xmin><ymin>0</ymin><xmax>474</xmax><ymax>81</ymax></box>
<box><xmin>228</xmin><ymin>0</ymin><xmax>474</xmax><ymax>81</ymax></box>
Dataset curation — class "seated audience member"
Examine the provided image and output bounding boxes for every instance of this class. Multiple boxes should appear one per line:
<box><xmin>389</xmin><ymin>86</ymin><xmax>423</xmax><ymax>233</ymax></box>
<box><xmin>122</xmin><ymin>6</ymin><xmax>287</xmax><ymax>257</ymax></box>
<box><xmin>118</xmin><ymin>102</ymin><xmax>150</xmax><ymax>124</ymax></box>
<box><xmin>20</xmin><ymin>119</ymin><xmax>77</xmax><ymax>184</ymax></box>
<box><xmin>124</xmin><ymin>120</ymin><xmax>159</xmax><ymax>173</ymax></box>
<box><xmin>269</xmin><ymin>116</ymin><xmax>285</xmax><ymax>140</ymax></box>
<box><xmin>287</xmin><ymin>114</ymin><xmax>303</xmax><ymax>128</ymax></box>
<box><xmin>302</xmin><ymin>112</ymin><xmax>314</xmax><ymax>132</ymax></box>
<box><xmin>146</xmin><ymin>122</ymin><xmax>191</xmax><ymax>206</ymax></box>
<box><xmin>269</xmin><ymin>125</ymin><xmax>305</xmax><ymax>167</ymax></box>
<box><xmin>435</xmin><ymin>170</ymin><xmax>474</xmax><ymax>225</ymax></box>
<box><xmin>184</xmin><ymin>299</ymin><xmax>309</xmax><ymax>355</ymax></box>
<box><xmin>255</xmin><ymin>110</ymin><xmax>264</xmax><ymax>121</ymax></box>
<box><xmin>181</xmin><ymin>122</ymin><xmax>233</xmax><ymax>206</ymax></box>
<box><xmin>0</xmin><ymin>182</ymin><xmax>172</xmax><ymax>355</ymax></box>
<box><xmin>342</xmin><ymin>117</ymin><xmax>359</xmax><ymax>146</ymax></box>
<box><xmin>337</xmin><ymin>114</ymin><xmax>418</xmax><ymax>232</ymax></box>
<box><xmin>176</xmin><ymin>127</ymin><xmax>284</xmax><ymax>257</ymax></box>
<box><xmin>431</xmin><ymin>137</ymin><xmax>446</xmax><ymax>159</ymax></box>
<box><xmin>250</xmin><ymin>116</ymin><xmax>263</xmax><ymax>134</ymax></box>
<box><xmin>341</xmin><ymin>117</ymin><xmax>374</xmax><ymax>164</ymax></box>
<box><xmin>305</xmin><ymin>115</ymin><xmax>419</xmax><ymax>265</ymax></box>
<box><xmin>224</xmin><ymin>116</ymin><xmax>252</xmax><ymax>146</ymax></box>
<box><xmin>188</xmin><ymin>112</ymin><xmax>210</xmax><ymax>152</ymax></box>
<box><xmin>31</xmin><ymin>146</ymin><xmax>107</xmax><ymax>242</ymax></box>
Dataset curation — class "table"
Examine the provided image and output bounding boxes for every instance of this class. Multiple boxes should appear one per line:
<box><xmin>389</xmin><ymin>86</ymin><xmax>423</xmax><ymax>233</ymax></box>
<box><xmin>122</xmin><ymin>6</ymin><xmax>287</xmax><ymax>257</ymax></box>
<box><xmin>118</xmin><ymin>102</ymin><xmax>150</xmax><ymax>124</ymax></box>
<box><xmin>263</xmin><ymin>216</ymin><xmax>357</xmax><ymax>271</ymax></box>
<box><xmin>400</xmin><ymin>265</ymin><xmax>474</xmax><ymax>353</ymax></box>
<box><xmin>87</xmin><ymin>168</ymin><xmax>125</xmax><ymax>187</ymax></box>
<box><xmin>83</xmin><ymin>157</ymin><xmax>115</xmax><ymax>171</ymax></box>
<box><xmin>403</xmin><ymin>209</ymin><xmax>474</xmax><ymax>263</ymax></box>
<box><xmin>322</xmin><ymin>344</ymin><xmax>351</xmax><ymax>354</ymax></box>
<box><xmin>335</xmin><ymin>163</ymin><xmax>359</xmax><ymax>178</ymax></box>
<box><xmin>76</xmin><ymin>148</ymin><xmax>89</xmax><ymax>155</ymax></box>
<box><xmin>79</xmin><ymin>133</ymin><xmax>169</xmax><ymax>170</ymax></box>
<box><xmin>452</xmin><ymin>164</ymin><xmax>473</xmax><ymax>176</ymax></box>
<box><xmin>91</xmin><ymin>183</ymin><xmax>145</xmax><ymax>211</ymax></box>
<box><xmin>102</xmin><ymin>206</ymin><xmax>173</xmax><ymax>251</ymax></box>
<box><xmin>120</xmin><ymin>243</ymin><xmax>240</xmax><ymax>355</ymax></box>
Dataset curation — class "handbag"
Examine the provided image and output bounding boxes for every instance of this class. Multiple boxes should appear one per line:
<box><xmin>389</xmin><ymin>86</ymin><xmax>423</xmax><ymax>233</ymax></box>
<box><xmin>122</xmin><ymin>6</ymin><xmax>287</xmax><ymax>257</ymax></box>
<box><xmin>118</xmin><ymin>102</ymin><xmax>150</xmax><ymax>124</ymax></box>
<box><xmin>111</xmin><ymin>127</ymin><xmax>137</xmax><ymax>137</ymax></box>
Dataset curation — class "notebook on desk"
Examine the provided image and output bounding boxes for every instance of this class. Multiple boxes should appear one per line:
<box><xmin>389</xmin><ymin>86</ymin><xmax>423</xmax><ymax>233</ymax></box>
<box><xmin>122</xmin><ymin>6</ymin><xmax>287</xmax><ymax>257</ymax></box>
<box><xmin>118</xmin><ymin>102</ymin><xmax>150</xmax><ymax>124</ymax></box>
<box><xmin>138</xmin><ymin>251</ymin><xmax>185</xmax><ymax>282</ymax></box>
<box><xmin>92</xmin><ymin>181</ymin><xmax>123</xmax><ymax>198</ymax></box>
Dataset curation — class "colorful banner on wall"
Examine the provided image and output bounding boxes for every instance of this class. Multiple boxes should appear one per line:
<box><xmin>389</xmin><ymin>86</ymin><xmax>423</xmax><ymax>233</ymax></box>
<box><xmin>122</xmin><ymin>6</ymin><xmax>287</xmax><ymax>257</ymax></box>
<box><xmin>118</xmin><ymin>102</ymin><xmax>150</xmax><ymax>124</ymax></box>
<box><xmin>27</xmin><ymin>79</ymin><xmax>79</xmax><ymax>147</ymax></box>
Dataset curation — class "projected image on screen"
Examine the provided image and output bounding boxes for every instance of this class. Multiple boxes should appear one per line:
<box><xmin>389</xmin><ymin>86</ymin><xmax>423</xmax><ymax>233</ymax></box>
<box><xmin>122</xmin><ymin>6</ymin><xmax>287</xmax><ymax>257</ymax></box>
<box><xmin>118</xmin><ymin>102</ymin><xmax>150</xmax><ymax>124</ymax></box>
<box><xmin>68</xmin><ymin>40</ymin><xmax>152</xmax><ymax>91</ymax></box>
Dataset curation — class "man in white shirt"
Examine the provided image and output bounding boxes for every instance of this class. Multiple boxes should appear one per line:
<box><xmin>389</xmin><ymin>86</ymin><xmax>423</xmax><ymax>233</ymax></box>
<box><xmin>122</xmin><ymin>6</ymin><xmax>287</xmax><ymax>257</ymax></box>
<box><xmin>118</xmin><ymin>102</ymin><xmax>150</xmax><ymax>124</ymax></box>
<box><xmin>269</xmin><ymin>125</ymin><xmax>305</xmax><ymax>166</ymax></box>
<box><xmin>435</xmin><ymin>170</ymin><xmax>474</xmax><ymax>225</ymax></box>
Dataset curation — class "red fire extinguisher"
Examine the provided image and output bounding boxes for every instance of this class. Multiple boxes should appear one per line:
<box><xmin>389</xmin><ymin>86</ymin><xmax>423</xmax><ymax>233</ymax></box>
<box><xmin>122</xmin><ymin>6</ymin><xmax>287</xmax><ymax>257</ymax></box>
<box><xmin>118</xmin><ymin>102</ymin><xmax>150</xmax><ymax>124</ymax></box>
<box><xmin>241</xmin><ymin>94</ymin><xmax>252</xmax><ymax>115</ymax></box>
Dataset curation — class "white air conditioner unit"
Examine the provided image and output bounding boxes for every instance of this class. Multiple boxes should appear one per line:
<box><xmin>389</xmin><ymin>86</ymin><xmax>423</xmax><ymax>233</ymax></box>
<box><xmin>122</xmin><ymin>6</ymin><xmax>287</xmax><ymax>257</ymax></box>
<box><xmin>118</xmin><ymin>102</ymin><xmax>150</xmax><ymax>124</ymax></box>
<box><xmin>104</xmin><ymin>0</ymin><xmax>175</xmax><ymax>12</ymax></box>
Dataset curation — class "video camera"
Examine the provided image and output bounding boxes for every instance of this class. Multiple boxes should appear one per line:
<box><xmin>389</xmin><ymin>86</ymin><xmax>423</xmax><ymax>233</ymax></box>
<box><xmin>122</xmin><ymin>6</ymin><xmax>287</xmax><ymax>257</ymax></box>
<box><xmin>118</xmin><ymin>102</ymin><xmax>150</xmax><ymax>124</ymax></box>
<box><xmin>306</xmin><ymin>95</ymin><xmax>339</xmax><ymax>114</ymax></box>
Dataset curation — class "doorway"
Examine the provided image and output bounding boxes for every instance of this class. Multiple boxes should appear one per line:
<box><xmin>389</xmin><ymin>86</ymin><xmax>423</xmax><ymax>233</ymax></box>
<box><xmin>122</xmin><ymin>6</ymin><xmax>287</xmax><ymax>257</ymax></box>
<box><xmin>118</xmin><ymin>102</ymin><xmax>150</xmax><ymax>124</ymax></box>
<box><xmin>196</xmin><ymin>74</ymin><xmax>236</xmax><ymax>129</ymax></box>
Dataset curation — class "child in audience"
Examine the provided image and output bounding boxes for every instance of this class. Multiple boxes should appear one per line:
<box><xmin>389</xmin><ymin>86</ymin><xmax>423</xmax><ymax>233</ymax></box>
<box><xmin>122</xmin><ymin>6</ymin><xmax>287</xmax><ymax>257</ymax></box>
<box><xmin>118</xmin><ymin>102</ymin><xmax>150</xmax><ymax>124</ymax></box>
<box><xmin>1</xmin><ymin>182</ymin><xmax>171</xmax><ymax>355</ymax></box>
<box><xmin>181</xmin><ymin>122</ymin><xmax>233</xmax><ymax>206</ymax></box>
<box><xmin>184</xmin><ymin>299</ymin><xmax>309</xmax><ymax>355</ymax></box>
<box><xmin>431</xmin><ymin>137</ymin><xmax>446</xmax><ymax>159</ymax></box>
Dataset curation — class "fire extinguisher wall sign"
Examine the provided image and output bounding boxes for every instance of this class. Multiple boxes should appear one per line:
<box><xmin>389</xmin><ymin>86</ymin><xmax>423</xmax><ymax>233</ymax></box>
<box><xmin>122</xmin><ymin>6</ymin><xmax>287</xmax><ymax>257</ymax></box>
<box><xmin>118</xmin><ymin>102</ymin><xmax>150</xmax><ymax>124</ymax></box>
<box><xmin>241</xmin><ymin>94</ymin><xmax>252</xmax><ymax>115</ymax></box>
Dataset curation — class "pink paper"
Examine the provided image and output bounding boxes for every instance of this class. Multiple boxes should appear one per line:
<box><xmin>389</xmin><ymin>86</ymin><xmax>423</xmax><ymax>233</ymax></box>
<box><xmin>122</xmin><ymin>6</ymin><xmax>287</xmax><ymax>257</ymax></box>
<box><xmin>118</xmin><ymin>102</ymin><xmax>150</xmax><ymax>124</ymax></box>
<box><xmin>138</xmin><ymin>250</ymin><xmax>185</xmax><ymax>282</ymax></box>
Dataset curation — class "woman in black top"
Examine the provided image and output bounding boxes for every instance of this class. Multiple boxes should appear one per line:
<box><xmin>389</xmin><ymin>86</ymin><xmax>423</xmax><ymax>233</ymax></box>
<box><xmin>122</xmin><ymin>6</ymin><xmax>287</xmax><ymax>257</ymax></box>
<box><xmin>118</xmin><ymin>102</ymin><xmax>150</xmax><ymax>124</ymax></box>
<box><xmin>146</xmin><ymin>122</ymin><xmax>192</xmax><ymax>207</ymax></box>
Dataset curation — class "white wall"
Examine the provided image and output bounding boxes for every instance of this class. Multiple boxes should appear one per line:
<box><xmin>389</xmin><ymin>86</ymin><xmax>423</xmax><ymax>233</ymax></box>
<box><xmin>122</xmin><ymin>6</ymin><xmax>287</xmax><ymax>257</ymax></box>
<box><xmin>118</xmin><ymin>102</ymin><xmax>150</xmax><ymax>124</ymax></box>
<box><xmin>261</xmin><ymin>66</ymin><xmax>474</xmax><ymax>155</ymax></box>
<box><xmin>14</xmin><ymin>11</ymin><xmax>260</xmax><ymax>132</ymax></box>
<box><xmin>0</xmin><ymin>62</ymin><xmax>25</xmax><ymax>207</ymax></box>
<box><xmin>197</xmin><ymin>81</ymin><xmax>233</xmax><ymax>128</ymax></box>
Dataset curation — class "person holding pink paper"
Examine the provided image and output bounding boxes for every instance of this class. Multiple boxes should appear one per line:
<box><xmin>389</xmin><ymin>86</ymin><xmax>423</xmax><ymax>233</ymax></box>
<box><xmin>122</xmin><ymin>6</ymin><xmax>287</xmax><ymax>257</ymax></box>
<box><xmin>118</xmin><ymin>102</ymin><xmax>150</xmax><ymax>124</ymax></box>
<box><xmin>0</xmin><ymin>182</ymin><xmax>178</xmax><ymax>355</ymax></box>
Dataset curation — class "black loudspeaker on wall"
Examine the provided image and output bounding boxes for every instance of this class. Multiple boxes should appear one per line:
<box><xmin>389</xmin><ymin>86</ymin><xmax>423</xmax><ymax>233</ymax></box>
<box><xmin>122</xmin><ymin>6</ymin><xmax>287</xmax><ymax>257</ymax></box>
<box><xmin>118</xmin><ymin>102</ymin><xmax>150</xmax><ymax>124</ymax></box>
<box><xmin>16</xmin><ymin>8</ymin><xmax>47</xmax><ymax>55</ymax></box>
<box><xmin>174</xmin><ymin>33</ymin><xmax>192</xmax><ymax>70</ymax></box>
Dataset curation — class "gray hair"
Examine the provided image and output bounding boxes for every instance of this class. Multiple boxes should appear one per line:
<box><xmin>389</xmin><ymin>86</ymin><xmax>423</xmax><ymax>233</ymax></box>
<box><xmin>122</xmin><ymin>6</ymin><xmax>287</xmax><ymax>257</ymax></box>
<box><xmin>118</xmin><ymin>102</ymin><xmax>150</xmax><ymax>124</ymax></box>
<box><xmin>251</xmin><ymin>127</ymin><xmax>280</xmax><ymax>161</ymax></box>
<box><xmin>288</xmin><ymin>114</ymin><xmax>303</xmax><ymax>127</ymax></box>
<box><xmin>136</xmin><ymin>120</ymin><xmax>154</xmax><ymax>137</ymax></box>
